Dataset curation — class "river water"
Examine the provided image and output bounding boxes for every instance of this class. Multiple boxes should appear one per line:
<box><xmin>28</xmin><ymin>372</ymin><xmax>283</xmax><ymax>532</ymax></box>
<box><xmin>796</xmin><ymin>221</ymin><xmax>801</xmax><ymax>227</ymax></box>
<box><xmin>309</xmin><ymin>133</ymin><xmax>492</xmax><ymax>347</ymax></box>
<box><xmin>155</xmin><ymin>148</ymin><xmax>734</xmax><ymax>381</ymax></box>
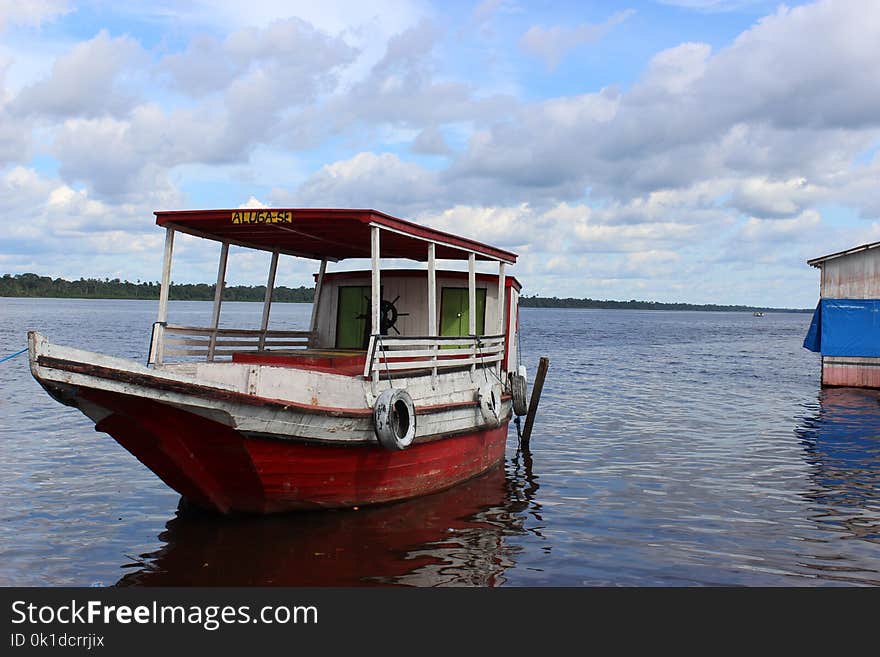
<box><xmin>1</xmin><ymin>298</ymin><xmax>878</xmax><ymax>586</ymax></box>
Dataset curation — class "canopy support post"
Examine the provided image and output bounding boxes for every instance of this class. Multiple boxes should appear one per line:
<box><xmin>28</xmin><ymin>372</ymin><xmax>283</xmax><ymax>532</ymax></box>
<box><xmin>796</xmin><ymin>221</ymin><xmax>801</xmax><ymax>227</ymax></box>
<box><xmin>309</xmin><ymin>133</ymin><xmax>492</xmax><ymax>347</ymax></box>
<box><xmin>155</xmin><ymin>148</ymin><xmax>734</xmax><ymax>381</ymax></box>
<box><xmin>155</xmin><ymin>227</ymin><xmax>175</xmax><ymax>366</ymax></box>
<box><xmin>371</xmin><ymin>226</ymin><xmax>381</xmax><ymax>388</ymax></box>
<box><xmin>428</xmin><ymin>242</ymin><xmax>437</xmax><ymax>387</ymax></box>
<box><xmin>309</xmin><ymin>259</ymin><xmax>327</xmax><ymax>348</ymax></box>
<box><xmin>469</xmin><ymin>252</ymin><xmax>476</xmax><ymax>376</ymax></box>
<box><xmin>259</xmin><ymin>251</ymin><xmax>278</xmax><ymax>351</ymax></box>
<box><xmin>497</xmin><ymin>260</ymin><xmax>505</xmax><ymax>377</ymax></box>
<box><xmin>208</xmin><ymin>242</ymin><xmax>229</xmax><ymax>361</ymax></box>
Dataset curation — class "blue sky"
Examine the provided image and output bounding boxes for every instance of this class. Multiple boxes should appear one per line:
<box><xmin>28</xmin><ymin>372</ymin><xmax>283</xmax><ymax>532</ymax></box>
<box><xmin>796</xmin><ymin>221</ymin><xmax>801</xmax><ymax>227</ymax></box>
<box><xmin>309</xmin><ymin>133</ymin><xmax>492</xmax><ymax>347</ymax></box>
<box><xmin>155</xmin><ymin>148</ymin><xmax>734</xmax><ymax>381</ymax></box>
<box><xmin>1</xmin><ymin>0</ymin><xmax>878</xmax><ymax>307</ymax></box>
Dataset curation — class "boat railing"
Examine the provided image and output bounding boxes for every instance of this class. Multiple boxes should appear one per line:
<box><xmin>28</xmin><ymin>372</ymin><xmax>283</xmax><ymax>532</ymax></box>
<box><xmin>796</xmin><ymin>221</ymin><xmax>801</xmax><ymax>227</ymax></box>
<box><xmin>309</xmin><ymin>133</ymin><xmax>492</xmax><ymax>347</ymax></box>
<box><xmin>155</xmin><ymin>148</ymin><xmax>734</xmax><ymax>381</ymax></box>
<box><xmin>364</xmin><ymin>333</ymin><xmax>505</xmax><ymax>380</ymax></box>
<box><xmin>148</xmin><ymin>323</ymin><xmax>312</xmax><ymax>364</ymax></box>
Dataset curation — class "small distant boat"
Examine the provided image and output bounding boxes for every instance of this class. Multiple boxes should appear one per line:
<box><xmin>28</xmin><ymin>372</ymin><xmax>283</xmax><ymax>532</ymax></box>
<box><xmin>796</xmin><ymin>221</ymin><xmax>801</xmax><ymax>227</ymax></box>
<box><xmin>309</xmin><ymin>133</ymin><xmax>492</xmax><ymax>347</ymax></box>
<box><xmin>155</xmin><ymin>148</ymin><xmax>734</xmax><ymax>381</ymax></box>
<box><xmin>29</xmin><ymin>208</ymin><xmax>533</xmax><ymax>514</ymax></box>
<box><xmin>753</xmin><ymin>311</ymin><xmax>764</xmax><ymax>317</ymax></box>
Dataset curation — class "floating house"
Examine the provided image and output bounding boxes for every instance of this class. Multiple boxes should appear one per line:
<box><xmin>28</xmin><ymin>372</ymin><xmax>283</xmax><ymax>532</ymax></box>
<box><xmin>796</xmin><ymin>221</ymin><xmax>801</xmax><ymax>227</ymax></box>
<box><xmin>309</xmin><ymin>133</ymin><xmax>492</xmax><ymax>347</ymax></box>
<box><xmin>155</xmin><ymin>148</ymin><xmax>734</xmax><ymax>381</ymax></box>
<box><xmin>804</xmin><ymin>241</ymin><xmax>880</xmax><ymax>388</ymax></box>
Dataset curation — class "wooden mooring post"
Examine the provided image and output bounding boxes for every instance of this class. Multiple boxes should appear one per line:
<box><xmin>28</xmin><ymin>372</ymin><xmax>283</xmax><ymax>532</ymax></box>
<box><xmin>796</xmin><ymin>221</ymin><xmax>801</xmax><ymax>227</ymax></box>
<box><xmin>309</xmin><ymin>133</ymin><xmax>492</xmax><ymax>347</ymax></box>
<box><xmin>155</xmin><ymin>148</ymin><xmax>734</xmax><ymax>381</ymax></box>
<box><xmin>520</xmin><ymin>356</ymin><xmax>549</xmax><ymax>447</ymax></box>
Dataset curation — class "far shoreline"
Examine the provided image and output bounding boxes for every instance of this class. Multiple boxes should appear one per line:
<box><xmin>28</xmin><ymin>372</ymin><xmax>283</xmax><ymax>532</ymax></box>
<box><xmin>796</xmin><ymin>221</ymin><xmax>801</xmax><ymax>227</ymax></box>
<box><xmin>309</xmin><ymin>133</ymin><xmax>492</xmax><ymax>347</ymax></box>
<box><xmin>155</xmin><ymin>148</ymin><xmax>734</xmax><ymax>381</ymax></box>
<box><xmin>0</xmin><ymin>294</ymin><xmax>812</xmax><ymax>313</ymax></box>
<box><xmin>1</xmin><ymin>284</ymin><xmax>811</xmax><ymax>315</ymax></box>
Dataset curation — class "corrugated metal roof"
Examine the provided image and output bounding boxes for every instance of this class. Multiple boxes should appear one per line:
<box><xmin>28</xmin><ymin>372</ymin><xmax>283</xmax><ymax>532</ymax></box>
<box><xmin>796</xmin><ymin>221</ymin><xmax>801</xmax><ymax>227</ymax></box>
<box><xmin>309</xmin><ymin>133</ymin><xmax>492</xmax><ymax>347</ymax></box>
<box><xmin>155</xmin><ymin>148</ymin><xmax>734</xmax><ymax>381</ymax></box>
<box><xmin>807</xmin><ymin>240</ymin><xmax>880</xmax><ymax>268</ymax></box>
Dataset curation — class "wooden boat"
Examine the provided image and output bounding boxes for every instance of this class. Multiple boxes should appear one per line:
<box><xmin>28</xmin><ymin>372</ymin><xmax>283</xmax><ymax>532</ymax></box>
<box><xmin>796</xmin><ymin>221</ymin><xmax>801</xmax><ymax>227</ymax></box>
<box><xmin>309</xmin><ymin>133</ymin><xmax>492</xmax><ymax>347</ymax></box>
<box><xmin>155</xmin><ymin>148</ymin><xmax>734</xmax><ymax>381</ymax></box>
<box><xmin>29</xmin><ymin>209</ymin><xmax>528</xmax><ymax>514</ymax></box>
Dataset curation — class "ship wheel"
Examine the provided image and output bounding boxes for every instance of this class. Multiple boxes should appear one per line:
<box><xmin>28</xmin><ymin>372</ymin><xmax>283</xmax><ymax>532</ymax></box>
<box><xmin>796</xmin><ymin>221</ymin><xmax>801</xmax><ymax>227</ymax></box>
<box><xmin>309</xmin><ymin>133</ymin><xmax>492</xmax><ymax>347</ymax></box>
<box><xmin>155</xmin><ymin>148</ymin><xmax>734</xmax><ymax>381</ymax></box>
<box><xmin>356</xmin><ymin>295</ymin><xmax>410</xmax><ymax>335</ymax></box>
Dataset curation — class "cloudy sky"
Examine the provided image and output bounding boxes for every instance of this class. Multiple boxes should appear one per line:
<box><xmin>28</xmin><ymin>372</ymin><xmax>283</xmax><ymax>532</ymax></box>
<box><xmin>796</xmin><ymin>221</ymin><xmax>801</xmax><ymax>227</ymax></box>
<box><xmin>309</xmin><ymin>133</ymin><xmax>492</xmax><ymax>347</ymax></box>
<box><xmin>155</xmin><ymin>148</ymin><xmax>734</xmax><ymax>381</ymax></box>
<box><xmin>1</xmin><ymin>0</ymin><xmax>878</xmax><ymax>307</ymax></box>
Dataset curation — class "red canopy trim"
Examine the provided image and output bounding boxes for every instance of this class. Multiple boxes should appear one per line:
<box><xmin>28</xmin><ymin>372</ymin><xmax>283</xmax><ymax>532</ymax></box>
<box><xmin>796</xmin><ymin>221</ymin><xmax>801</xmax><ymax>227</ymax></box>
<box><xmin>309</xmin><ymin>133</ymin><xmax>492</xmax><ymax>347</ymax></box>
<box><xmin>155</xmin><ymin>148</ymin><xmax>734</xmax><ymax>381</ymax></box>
<box><xmin>154</xmin><ymin>208</ymin><xmax>517</xmax><ymax>264</ymax></box>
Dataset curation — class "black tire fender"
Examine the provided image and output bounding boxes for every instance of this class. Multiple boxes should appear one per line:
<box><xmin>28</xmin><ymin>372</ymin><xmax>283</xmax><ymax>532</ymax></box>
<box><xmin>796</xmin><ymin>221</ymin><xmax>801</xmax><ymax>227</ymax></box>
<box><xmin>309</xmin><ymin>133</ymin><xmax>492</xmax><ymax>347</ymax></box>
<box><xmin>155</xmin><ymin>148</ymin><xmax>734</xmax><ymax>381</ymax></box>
<box><xmin>478</xmin><ymin>382</ymin><xmax>504</xmax><ymax>425</ymax></box>
<box><xmin>373</xmin><ymin>388</ymin><xmax>416</xmax><ymax>450</ymax></box>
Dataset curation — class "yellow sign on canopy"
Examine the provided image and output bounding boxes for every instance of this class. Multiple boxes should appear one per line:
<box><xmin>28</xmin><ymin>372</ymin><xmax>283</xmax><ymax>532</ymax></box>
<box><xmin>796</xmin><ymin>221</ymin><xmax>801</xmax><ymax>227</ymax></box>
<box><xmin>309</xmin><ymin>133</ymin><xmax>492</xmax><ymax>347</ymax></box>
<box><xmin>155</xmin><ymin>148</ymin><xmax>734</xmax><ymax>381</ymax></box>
<box><xmin>231</xmin><ymin>210</ymin><xmax>293</xmax><ymax>225</ymax></box>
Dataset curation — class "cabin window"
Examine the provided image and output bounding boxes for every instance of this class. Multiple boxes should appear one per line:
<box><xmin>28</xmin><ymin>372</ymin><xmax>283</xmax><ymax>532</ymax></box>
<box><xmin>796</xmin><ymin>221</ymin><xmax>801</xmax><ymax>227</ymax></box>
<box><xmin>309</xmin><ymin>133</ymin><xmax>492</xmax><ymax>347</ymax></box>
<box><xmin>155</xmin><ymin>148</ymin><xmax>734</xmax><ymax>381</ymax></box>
<box><xmin>440</xmin><ymin>287</ymin><xmax>486</xmax><ymax>337</ymax></box>
<box><xmin>336</xmin><ymin>286</ymin><xmax>372</xmax><ymax>349</ymax></box>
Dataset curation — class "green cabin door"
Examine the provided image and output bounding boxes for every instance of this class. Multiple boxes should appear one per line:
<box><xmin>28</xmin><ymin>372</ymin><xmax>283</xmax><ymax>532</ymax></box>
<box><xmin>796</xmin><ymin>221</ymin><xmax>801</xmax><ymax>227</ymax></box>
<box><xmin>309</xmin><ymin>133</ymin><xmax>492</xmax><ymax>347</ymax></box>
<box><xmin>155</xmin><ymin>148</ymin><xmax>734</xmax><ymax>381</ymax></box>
<box><xmin>336</xmin><ymin>286</ymin><xmax>371</xmax><ymax>349</ymax></box>
<box><xmin>440</xmin><ymin>287</ymin><xmax>486</xmax><ymax>337</ymax></box>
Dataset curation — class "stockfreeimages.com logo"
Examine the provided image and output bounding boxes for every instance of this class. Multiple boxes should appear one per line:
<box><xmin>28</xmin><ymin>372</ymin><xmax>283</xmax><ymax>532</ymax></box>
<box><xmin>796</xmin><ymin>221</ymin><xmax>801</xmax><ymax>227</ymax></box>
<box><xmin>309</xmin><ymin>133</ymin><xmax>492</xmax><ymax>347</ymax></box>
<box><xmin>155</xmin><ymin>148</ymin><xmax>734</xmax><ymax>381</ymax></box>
<box><xmin>11</xmin><ymin>600</ymin><xmax>318</xmax><ymax>632</ymax></box>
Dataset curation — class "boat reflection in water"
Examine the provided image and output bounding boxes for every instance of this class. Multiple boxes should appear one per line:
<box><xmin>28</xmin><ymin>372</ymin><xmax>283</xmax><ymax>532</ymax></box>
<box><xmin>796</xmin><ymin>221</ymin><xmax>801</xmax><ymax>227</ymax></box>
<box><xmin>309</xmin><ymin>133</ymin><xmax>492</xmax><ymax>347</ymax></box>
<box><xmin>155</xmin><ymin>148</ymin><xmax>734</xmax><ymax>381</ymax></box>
<box><xmin>117</xmin><ymin>449</ymin><xmax>542</xmax><ymax>587</ymax></box>
<box><xmin>796</xmin><ymin>387</ymin><xmax>880</xmax><ymax>583</ymax></box>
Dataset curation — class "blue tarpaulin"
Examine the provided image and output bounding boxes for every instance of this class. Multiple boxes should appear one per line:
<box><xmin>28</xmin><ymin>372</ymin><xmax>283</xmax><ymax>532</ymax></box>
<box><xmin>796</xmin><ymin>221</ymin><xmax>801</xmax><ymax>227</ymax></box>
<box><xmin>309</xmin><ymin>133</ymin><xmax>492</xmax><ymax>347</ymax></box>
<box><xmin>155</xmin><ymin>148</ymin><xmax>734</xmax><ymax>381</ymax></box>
<box><xmin>803</xmin><ymin>298</ymin><xmax>880</xmax><ymax>356</ymax></box>
<box><xmin>803</xmin><ymin>301</ymin><xmax>822</xmax><ymax>352</ymax></box>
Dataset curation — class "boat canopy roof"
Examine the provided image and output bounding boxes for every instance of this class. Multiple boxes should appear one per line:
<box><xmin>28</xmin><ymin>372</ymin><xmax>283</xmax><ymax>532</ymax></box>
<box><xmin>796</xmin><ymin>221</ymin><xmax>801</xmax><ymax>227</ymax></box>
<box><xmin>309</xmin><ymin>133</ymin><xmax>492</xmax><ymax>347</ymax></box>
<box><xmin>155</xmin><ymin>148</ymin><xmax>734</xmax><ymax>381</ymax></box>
<box><xmin>155</xmin><ymin>208</ymin><xmax>517</xmax><ymax>264</ymax></box>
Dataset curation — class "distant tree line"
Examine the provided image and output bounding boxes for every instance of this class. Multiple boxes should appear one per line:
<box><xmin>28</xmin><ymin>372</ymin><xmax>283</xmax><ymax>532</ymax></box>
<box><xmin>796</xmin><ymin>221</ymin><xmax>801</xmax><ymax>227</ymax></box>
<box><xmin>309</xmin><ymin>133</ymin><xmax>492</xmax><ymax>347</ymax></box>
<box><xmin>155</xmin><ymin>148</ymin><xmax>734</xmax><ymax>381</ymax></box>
<box><xmin>1</xmin><ymin>273</ymin><xmax>809</xmax><ymax>312</ymax></box>
<box><xmin>518</xmin><ymin>295</ymin><xmax>810</xmax><ymax>313</ymax></box>
<box><xmin>0</xmin><ymin>273</ymin><xmax>314</xmax><ymax>303</ymax></box>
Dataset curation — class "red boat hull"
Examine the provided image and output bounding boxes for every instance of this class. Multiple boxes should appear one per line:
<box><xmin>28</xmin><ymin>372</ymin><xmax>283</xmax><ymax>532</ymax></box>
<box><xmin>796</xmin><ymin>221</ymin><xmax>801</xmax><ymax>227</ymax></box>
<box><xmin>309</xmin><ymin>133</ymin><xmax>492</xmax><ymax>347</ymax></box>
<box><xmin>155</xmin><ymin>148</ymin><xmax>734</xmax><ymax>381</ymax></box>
<box><xmin>83</xmin><ymin>389</ymin><xmax>509</xmax><ymax>514</ymax></box>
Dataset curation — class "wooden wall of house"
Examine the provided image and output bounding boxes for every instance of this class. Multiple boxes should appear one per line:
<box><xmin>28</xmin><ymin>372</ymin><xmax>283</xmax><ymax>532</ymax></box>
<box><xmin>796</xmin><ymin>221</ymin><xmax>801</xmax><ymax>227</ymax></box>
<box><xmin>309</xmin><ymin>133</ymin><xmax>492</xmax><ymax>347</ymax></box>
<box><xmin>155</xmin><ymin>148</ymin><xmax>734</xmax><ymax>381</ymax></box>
<box><xmin>822</xmin><ymin>356</ymin><xmax>880</xmax><ymax>388</ymax></box>
<box><xmin>820</xmin><ymin>249</ymin><xmax>880</xmax><ymax>298</ymax></box>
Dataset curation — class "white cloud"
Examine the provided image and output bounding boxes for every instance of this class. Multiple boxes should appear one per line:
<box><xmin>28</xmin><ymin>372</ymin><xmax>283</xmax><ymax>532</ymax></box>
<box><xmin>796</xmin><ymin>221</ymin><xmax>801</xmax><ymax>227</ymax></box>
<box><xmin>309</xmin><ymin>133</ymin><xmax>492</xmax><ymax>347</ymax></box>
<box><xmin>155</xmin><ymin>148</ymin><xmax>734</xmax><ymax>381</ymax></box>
<box><xmin>719</xmin><ymin>209</ymin><xmax>825</xmax><ymax>266</ymax></box>
<box><xmin>472</xmin><ymin>0</ymin><xmax>507</xmax><ymax>26</ymax></box>
<box><xmin>415</xmin><ymin>204</ymin><xmax>540</xmax><ymax>251</ymax></box>
<box><xmin>519</xmin><ymin>10</ymin><xmax>635</xmax><ymax>70</ymax></box>
<box><xmin>739</xmin><ymin>210</ymin><xmax>822</xmax><ymax>242</ymax></box>
<box><xmin>411</xmin><ymin>126</ymin><xmax>451</xmax><ymax>155</ymax></box>
<box><xmin>0</xmin><ymin>59</ymin><xmax>31</xmax><ymax>164</ymax></box>
<box><xmin>143</xmin><ymin>0</ymin><xmax>428</xmax><ymax>91</ymax></box>
<box><xmin>159</xmin><ymin>35</ymin><xmax>242</xmax><ymax>97</ymax></box>
<box><xmin>239</xmin><ymin>196</ymin><xmax>267</xmax><ymax>208</ymax></box>
<box><xmin>454</xmin><ymin>0</ymin><xmax>880</xmax><ymax>219</ymax></box>
<box><xmin>0</xmin><ymin>166</ymin><xmax>161</xmax><ymax>265</ymax></box>
<box><xmin>13</xmin><ymin>30</ymin><xmax>144</xmax><ymax>118</ymax></box>
<box><xmin>160</xmin><ymin>17</ymin><xmax>357</xmax><ymax>99</ymax></box>
<box><xmin>0</xmin><ymin>0</ymin><xmax>70</xmax><ymax>31</ymax></box>
<box><xmin>572</xmin><ymin>216</ymin><xmax>700</xmax><ymax>252</ymax></box>
<box><xmin>45</xmin><ymin>18</ymin><xmax>360</xmax><ymax>199</ymax></box>
<box><xmin>289</xmin><ymin>152</ymin><xmax>441</xmax><ymax>214</ymax></box>
<box><xmin>658</xmin><ymin>1</ymin><xmax>765</xmax><ymax>12</ymax></box>
<box><xmin>641</xmin><ymin>42</ymin><xmax>711</xmax><ymax>94</ymax></box>
<box><xmin>626</xmin><ymin>249</ymin><xmax>682</xmax><ymax>268</ymax></box>
<box><xmin>52</xmin><ymin>115</ymin><xmax>178</xmax><ymax>202</ymax></box>
<box><xmin>170</xmin><ymin>0</ymin><xmax>423</xmax><ymax>36</ymax></box>
<box><xmin>728</xmin><ymin>176</ymin><xmax>815</xmax><ymax>218</ymax></box>
<box><xmin>318</xmin><ymin>19</ymin><xmax>514</xmax><ymax>133</ymax></box>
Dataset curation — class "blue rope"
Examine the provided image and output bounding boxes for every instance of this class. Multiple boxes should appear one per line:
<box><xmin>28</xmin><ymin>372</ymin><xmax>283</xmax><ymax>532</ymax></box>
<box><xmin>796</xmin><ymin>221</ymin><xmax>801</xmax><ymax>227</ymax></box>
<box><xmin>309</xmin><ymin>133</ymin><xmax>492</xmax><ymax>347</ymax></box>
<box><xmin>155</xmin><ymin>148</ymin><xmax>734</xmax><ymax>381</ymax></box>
<box><xmin>0</xmin><ymin>347</ymin><xmax>28</xmax><ymax>364</ymax></box>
